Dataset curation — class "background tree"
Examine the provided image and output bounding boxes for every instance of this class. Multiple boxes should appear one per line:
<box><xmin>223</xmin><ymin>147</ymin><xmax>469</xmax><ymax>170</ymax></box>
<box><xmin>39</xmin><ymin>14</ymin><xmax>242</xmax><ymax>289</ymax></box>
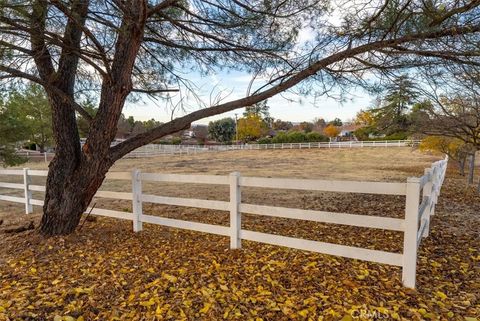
<box><xmin>355</xmin><ymin>110</ymin><xmax>375</xmax><ymax>127</ymax></box>
<box><xmin>0</xmin><ymin>103</ymin><xmax>28</xmax><ymax>166</ymax></box>
<box><xmin>419</xmin><ymin>136</ymin><xmax>468</xmax><ymax>175</ymax></box>
<box><xmin>208</xmin><ymin>118</ymin><xmax>236</xmax><ymax>143</ymax></box>
<box><xmin>272</xmin><ymin>119</ymin><xmax>293</xmax><ymax>131</ymax></box>
<box><xmin>298</xmin><ymin>121</ymin><xmax>314</xmax><ymax>133</ymax></box>
<box><xmin>1</xmin><ymin>0</ymin><xmax>479</xmax><ymax>235</ymax></box>
<box><xmin>144</xmin><ymin>119</ymin><xmax>163</xmax><ymax>131</ymax></box>
<box><xmin>131</xmin><ymin>121</ymin><xmax>147</xmax><ymax>136</ymax></box>
<box><xmin>312</xmin><ymin>118</ymin><xmax>327</xmax><ymax>132</ymax></box>
<box><xmin>306</xmin><ymin>132</ymin><xmax>328</xmax><ymax>142</ymax></box>
<box><xmin>237</xmin><ymin>114</ymin><xmax>268</xmax><ymax>142</ymax></box>
<box><xmin>328</xmin><ymin>118</ymin><xmax>343</xmax><ymax>127</ymax></box>
<box><xmin>414</xmin><ymin>66</ymin><xmax>480</xmax><ymax>187</ymax></box>
<box><xmin>371</xmin><ymin>75</ymin><xmax>419</xmax><ymax>134</ymax></box>
<box><xmin>244</xmin><ymin>100</ymin><xmax>270</xmax><ymax>119</ymax></box>
<box><xmin>4</xmin><ymin>85</ymin><xmax>53</xmax><ymax>152</ymax></box>
<box><xmin>244</xmin><ymin>100</ymin><xmax>273</xmax><ymax>129</ymax></box>
<box><xmin>324</xmin><ymin>124</ymin><xmax>340</xmax><ymax>140</ymax></box>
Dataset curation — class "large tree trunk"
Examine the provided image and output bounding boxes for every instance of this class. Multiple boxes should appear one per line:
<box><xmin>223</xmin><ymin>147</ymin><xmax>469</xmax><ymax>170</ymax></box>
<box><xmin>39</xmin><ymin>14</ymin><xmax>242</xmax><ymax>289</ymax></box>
<box><xmin>38</xmin><ymin>0</ymin><xmax>146</xmax><ymax>236</ymax></box>
<box><xmin>40</xmin><ymin>156</ymin><xmax>111</xmax><ymax>235</ymax></box>
<box><xmin>39</xmin><ymin>92</ymin><xmax>107</xmax><ymax>235</ymax></box>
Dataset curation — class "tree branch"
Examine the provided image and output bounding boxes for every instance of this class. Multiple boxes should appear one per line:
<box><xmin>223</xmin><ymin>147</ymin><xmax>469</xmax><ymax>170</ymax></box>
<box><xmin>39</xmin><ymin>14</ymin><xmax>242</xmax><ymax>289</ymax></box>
<box><xmin>132</xmin><ymin>88</ymin><xmax>180</xmax><ymax>94</ymax></box>
<box><xmin>110</xmin><ymin>23</ymin><xmax>480</xmax><ymax>160</ymax></box>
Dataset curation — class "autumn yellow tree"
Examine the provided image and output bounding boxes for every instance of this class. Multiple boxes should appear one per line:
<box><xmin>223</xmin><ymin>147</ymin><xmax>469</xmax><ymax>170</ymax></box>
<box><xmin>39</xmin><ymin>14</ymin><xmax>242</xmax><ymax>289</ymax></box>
<box><xmin>323</xmin><ymin>124</ymin><xmax>340</xmax><ymax>141</ymax></box>
<box><xmin>419</xmin><ymin>136</ymin><xmax>468</xmax><ymax>175</ymax></box>
<box><xmin>237</xmin><ymin>114</ymin><xmax>268</xmax><ymax>142</ymax></box>
<box><xmin>355</xmin><ymin>109</ymin><xmax>376</xmax><ymax>126</ymax></box>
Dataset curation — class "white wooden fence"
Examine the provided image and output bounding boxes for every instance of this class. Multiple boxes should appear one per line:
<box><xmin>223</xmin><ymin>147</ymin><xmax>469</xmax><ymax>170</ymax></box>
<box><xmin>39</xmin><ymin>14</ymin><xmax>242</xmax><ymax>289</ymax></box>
<box><xmin>123</xmin><ymin>139</ymin><xmax>420</xmax><ymax>158</ymax></box>
<box><xmin>17</xmin><ymin>140</ymin><xmax>419</xmax><ymax>161</ymax></box>
<box><xmin>0</xmin><ymin>156</ymin><xmax>447</xmax><ymax>288</ymax></box>
<box><xmin>15</xmin><ymin>150</ymin><xmax>54</xmax><ymax>163</ymax></box>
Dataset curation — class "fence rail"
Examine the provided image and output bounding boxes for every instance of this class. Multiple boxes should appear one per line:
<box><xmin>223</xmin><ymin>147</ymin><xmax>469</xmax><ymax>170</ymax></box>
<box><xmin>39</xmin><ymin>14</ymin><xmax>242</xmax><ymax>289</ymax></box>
<box><xmin>123</xmin><ymin>139</ymin><xmax>420</xmax><ymax>158</ymax></box>
<box><xmin>0</xmin><ymin>155</ymin><xmax>447</xmax><ymax>288</ymax></box>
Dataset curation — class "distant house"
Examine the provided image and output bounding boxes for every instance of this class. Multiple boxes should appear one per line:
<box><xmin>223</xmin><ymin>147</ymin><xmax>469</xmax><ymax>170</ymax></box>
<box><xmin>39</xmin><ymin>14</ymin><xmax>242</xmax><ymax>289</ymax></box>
<box><xmin>338</xmin><ymin>123</ymin><xmax>362</xmax><ymax>138</ymax></box>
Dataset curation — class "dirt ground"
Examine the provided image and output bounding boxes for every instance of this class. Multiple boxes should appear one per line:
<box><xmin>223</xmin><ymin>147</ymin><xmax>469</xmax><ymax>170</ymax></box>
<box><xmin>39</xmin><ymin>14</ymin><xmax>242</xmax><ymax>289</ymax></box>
<box><xmin>0</xmin><ymin>148</ymin><xmax>478</xmax><ymax>320</ymax></box>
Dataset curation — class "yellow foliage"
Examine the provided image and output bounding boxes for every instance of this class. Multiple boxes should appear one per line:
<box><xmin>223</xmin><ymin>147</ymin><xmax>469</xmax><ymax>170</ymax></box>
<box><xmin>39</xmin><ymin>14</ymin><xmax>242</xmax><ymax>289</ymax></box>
<box><xmin>237</xmin><ymin>114</ymin><xmax>268</xmax><ymax>142</ymax></box>
<box><xmin>323</xmin><ymin>124</ymin><xmax>340</xmax><ymax>138</ymax></box>
<box><xmin>419</xmin><ymin>136</ymin><xmax>464</xmax><ymax>158</ymax></box>
<box><xmin>355</xmin><ymin>109</ymin><xmax>375</xmax><ymax>126</ymax></box>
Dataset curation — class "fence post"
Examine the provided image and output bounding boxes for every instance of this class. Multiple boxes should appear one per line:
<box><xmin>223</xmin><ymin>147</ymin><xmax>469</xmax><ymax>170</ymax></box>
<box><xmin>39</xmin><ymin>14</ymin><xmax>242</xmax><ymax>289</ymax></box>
<box><xmin>132</xmin><ymin>169</ymin><xmax>143</xmax><ymax>232</ymax></box>
<box><xmin>430</xmin><ymin>166</ymin><xmax>439</xmax><ymax>216</ymax></box>
<box><xmin>402</xmin><ymin>177</ymin><xmax>421</xmax><ymax>288</ymax></box>
<box><xmin>422</xmin><ymin>168</ymin><xmax>433</xmax><ymax>238</ymax></box>
<box><xmin>229</xmin><ymin>172</ymin><xmax>241</xmax><ymax>249</ymax></box>
<box><xmin>23</xmin><ymin>168</ymin><xmax>33</xmax><ymax>214</ymax></box>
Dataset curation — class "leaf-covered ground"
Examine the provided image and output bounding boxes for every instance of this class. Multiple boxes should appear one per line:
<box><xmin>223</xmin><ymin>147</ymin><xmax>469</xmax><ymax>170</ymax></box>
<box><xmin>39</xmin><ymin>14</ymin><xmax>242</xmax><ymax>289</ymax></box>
<box><xmin>0</xmin><ymin>150</ymin><xmax>479</xmax><ymax>320</ymax></box>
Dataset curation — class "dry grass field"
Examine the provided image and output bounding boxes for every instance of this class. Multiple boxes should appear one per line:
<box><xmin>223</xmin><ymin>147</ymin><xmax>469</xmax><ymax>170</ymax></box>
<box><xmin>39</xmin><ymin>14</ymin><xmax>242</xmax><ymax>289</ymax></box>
<box><xmin>0</xmin><ymin>148</ymin><xmax>478</xmax><ymax>320</ymax></box>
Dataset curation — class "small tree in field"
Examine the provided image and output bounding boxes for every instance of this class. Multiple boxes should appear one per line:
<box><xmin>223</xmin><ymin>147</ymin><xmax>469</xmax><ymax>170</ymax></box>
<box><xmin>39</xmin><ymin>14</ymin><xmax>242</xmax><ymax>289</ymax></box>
<box><xmin>1</xmin><ymin>0</ymin><xmax>479</xmax><ymax>235</ymax></box>
<box><xmin>324</xmin><ymin>125</ymin><xmax>340</xmax><ymax>140</ymax></box>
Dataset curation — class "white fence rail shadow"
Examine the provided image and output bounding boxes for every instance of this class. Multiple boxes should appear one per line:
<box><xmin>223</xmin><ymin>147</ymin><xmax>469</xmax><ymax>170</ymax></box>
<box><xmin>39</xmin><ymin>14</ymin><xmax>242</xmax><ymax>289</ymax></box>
<box><xmin>0</xmin><ymin>155</ymin><xmax>447</xmax><ymax>288</ymax></box>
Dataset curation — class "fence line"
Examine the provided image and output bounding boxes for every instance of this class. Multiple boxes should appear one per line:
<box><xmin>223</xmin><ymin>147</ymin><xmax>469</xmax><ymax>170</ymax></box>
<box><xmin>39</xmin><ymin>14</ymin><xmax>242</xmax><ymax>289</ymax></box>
<box><xmin>0</xmin><ymin>155</ymin><xmax>447</xmax><ymax>288</ymax></box>
<box><xmin>15</xmin><ymin>140</ymin><xmax>420</xmax><ymax>161</ymax></box>
<box><xmin>123</xmin><ymin>139</ymin><xmax>421</xmax><ymax>158</ymax></box>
